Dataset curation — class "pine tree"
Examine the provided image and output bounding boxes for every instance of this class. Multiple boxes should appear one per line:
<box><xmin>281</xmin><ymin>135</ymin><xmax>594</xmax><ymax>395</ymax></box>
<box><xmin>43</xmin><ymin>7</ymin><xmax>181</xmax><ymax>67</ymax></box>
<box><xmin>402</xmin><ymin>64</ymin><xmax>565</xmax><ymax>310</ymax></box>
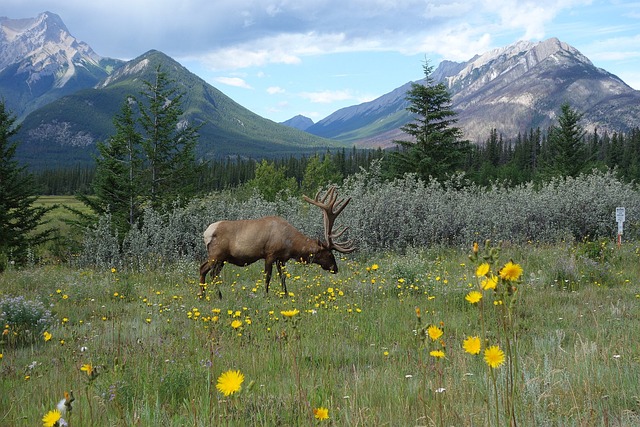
<box><xmin>138</xmin><ymin>65</ymin><xmax>202</xmax><ymax>208</ymax></box>
<box><xmin>386</xmin><ymin>60</ymin><xmax>470</xmax><ymax>182</ymax></box>
<box><xmin>0</xmin><ymin>102</ymin><xmax>53</xmax><ymax>269</ymax></box>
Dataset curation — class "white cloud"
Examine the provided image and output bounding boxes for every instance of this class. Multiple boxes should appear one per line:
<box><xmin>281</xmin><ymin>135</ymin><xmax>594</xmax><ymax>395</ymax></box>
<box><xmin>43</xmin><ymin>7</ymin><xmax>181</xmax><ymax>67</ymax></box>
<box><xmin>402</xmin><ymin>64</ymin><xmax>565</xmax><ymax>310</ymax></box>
<box><xmin>299</xmin><ymin>89</ymin><xmax>355</xmax><ymax>104</ymax></box>
<box><xmin>4</xmin><ymin>0</ymin><xmax>595</xmax><ymax>65</ymax></box>
<box><xmin>214</xmin><ymin>76</ymin><xmax>253</xmax><ymax>89</ymax></box>
<box><xmin>267</xmin><ymin>86</ymin><xmax>285</xmax><ymax>95</ymax></box>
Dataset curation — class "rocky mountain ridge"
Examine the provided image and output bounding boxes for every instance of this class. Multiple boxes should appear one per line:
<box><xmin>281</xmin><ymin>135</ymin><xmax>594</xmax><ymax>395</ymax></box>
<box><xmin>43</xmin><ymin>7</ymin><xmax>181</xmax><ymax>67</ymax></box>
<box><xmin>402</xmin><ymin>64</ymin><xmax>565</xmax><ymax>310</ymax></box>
<box><xmin>304</xmin><ymin>38</ymin><xmax>640</xmax><ymax>146</ymax></box>
<box><xmin>0</xmin><ymin>11</ymin><xmax>120</xmax><ymax>119</ymax></box>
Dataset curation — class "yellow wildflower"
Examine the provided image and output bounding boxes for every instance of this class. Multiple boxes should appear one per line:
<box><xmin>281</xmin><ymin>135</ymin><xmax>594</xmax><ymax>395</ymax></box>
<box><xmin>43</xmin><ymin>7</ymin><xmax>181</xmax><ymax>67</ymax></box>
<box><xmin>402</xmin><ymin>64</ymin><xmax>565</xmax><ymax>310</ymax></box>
<box><xmin>313</xmin><ymin>407</ymin><xmax>330</xmax><ymax>420</ymax></box>
<box><xmin>216</xmin><ymin>369</ymin><xmax>244</xmax><ymax>396</ymax></box>
<box><xmin>484</xmin><ymin>345</ymin><xmax>505</xmax><ymax>368</ymax></box>
<box><xmin>42</xmin><ymin>410</ymin><xmax>62</xmax><ymax>427</ymax></box>
<box><xmin>430</xmin><ymin>350</ymin><xmax>445</xmax><ymax>358</ymax></box>
<box><xmin>499</xmin><ymin>261</ymin><xmax>523</xmax><ymax>281</ymax></box>
<box><xmin>427</xmin><ymin>325</ymin><xmax>443</xmax><ymax>341</ymax></box>
<box><xmin>281</xmin><ymin>309</ymin><xmax>300</xmax><ymax>318</ymax></box>
<box><xmin>476</xmin><ymin>263</ymin><xmax>490</xmax><ymax>277</ymax></box>
<box><xmin>465</xmin><ymin>291</ymin><xmax>482</xmax><ymax>304</ymax></box>
<box><xmin>462</xmin><ymin>336</ymin><xmax>481</xmax><ymax>355</ymax></box>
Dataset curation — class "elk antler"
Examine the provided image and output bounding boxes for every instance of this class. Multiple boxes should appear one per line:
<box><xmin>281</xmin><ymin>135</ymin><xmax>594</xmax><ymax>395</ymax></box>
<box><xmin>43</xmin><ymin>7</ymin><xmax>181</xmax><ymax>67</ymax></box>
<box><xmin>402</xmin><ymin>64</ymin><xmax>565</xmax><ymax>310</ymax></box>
<box><xmin>303</xmin><ymin>186</ymin><xmax>355</xmax><ymax>253</ymax></box>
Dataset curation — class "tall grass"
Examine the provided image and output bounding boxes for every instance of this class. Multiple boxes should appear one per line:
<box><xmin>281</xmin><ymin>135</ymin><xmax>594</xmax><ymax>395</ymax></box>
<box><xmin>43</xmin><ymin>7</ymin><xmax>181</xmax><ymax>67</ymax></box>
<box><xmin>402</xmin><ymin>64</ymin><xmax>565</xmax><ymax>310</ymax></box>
<box><xmin>1</xmin><ymin>244</ymin><xmax>640</xmax><ymax>426</ymax></box>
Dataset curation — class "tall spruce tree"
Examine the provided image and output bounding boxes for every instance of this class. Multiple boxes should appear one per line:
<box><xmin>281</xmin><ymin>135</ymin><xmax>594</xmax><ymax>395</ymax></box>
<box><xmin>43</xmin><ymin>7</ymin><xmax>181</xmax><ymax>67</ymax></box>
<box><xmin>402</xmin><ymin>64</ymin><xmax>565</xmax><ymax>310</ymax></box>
<box><xmin>138</xmin><ymin>65</ymin><xmax>202</xmax><ymax>209</ymax></box>
<box><xmin>0</xmin><ymin>102</ymin><xmax>53</xmax><ymax>269</ymax></box>
<box><xmin>543</xmin><ymin>102</ymin><xmax>589</xmax><ymax>177</ymax></box>
<box><xmin>78</xmin><ymin>99</ymin><xmax>143</xmax><ymax>235</ymax></box>
<box><xmin>386</xmin><ymin>60</ymin><xmax>469</xmax><ymax>182</ymax></box>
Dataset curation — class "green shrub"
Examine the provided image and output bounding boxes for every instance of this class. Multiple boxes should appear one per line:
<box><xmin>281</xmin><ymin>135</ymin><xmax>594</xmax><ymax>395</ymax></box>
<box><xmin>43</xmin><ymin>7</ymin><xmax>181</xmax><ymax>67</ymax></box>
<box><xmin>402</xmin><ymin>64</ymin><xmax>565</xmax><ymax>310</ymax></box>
<box><xmin>0</xmin><ymin>295</ymin><xmax>53</xmax><ymax>347</ymax></box>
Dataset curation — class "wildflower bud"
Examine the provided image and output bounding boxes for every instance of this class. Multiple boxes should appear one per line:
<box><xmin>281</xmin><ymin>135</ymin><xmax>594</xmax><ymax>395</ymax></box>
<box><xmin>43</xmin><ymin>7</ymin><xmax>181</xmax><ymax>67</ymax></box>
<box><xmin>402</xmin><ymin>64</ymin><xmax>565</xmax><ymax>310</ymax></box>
<box><xmin>64</xmin><ymin>390</ymin><xmax>75</xmax><ymax>413</ymax></box>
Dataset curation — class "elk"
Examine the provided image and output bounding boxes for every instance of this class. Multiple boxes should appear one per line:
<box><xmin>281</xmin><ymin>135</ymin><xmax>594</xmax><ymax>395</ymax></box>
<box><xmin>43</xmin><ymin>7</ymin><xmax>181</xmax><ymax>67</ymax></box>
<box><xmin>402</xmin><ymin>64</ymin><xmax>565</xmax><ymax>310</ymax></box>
<box><xmin>198</xmin><ymin>186</ymin><xmax>355</xmax><ymax>298</ymax></box>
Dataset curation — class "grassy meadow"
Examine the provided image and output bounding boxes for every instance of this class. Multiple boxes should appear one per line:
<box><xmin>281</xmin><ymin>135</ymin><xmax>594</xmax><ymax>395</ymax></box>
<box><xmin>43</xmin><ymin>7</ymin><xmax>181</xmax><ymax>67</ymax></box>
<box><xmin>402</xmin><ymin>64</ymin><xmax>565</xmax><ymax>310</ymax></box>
<box><xmin>1</xmin><ymin>241</ymin><xmax>640</xmax><ymax>426</ymax></box>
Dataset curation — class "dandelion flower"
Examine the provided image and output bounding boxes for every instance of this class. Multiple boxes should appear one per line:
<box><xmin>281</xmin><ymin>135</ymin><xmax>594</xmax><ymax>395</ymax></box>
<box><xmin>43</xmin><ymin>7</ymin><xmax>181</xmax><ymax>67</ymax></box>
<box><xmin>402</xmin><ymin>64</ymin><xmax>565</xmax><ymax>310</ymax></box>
<box><xmin>476</xmin><ymin>263</ymin><xmax>490</xmax><ymax>277</ymax></box>
<box><xmin>463</xmin><ymin>336</ymin><xmax>481</xmax><ymax>355</ymax></box>
<box><xmin>43</xmin><ymin>331</ymin><xmax>52</xmax><ymax>342</ymax></box>
<box><xmin>484</xmin><ymin>345</ymin><xmax>505</xmax><ymax>368</ymax></box>
<box><xmin>430</xmin><ymin>350</ymin><xmax>445</xmax><ymax>358</ymax></box>
<box><xmin>465</xmin><ymin>291</ymin><xmax>482</xmax><ymax>304</ymax></box>
<box><xmin>231</xmin><ymin>320</ymin><xmax>243</xmax><ymax>329</ymax></box>
<box><xmin>216</xmin><ymin>369</ymin><xmax>244</xmax><ymax>396</ymax></box>
<box><xmin>499</xmin><ymin>261</ymin><xmax>523</xmax><ymax>281</ymax></box>
<box><xmin>42</xmin><ymin>410</ymin><xmax>61</xmax><ymax>427</ymax></box>
<box><xmin>481</xmin><ymin>275</ymin><xmax>498</xmax><ymax>291</ymax></box>
<box><xmin>427</xmin><ymin>325</ymin><xmax>443</xmax><ymax>341</ymax></box>
<box><xmin>281</xmin><ymin>309</ymin><xmax>300</xmax><ymax>318</ymax></box>
<box><xmin>314</xmin><ymin>407</ymin><xmax>329</xmax><ymax>420</ymax></box>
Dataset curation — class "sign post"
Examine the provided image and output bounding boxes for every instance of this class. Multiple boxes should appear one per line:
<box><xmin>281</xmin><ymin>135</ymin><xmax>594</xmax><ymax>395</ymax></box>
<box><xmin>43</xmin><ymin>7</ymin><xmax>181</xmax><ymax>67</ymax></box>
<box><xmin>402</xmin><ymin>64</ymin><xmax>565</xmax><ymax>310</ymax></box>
<box><xmin>616</xmin><ymin>207</ymin><xmax>625</xmax><ymax>247</ymax></box>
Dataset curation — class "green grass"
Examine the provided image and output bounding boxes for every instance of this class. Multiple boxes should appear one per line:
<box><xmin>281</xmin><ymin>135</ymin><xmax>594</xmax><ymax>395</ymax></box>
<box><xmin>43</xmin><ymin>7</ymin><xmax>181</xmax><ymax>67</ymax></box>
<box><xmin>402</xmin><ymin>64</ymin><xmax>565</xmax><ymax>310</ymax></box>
<box><xmin>32</xmin><ymin>196</ymin><xmax>90</xmax><ymax>263</ymax></box>
<box><xmin>1</xmin><ymin>244</ymin><xmax>640</xmax><ymax>426</ymax></box>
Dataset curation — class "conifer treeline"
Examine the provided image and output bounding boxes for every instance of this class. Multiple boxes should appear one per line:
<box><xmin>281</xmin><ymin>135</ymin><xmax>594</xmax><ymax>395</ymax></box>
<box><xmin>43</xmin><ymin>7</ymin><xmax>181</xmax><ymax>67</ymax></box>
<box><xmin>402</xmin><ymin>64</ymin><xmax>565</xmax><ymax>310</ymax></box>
<box><xmin>32</xmin><ymin>126</ymin><xmax>640</xmax><ymax>196</ymax></box>
<box><xmin>34</xmin><ymin>147</ymin><xmax>385</xmax><ymax>195</ymax></box>
<box><xmin>467</xmin><ymin>127</ymin><xmax>640</xmax><ymax>185</ymax></box>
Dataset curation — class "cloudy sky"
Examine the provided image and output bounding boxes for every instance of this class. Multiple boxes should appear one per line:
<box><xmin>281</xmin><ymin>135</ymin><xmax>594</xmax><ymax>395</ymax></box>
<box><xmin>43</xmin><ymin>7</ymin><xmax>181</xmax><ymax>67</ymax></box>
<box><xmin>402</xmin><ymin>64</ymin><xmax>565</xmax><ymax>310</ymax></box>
<box><xmin>4</xmin><ymin>1</ymin><xmax>640</xmax><ymax>123</ymax></box>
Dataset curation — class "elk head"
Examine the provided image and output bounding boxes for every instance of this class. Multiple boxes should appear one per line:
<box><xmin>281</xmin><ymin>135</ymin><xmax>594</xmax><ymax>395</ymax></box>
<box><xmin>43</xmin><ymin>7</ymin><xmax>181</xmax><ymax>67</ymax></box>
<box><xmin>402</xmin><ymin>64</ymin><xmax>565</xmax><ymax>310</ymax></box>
<box><xmin>303</xmin><ymin>186</ymin><xmax>355</xmax><ymax>273</ymax></box>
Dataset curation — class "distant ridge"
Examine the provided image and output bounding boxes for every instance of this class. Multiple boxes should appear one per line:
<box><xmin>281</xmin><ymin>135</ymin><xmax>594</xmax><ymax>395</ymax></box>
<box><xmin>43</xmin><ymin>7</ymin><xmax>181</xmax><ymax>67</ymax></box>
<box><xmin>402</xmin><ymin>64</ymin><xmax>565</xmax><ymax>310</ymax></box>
<box><xmin>281</xmin><ymin>115</ymin><xmax>314</xmax><ymax>131</ymax></box>
<box><xmin>13</xmin><ymin>49</ymin><xmax>345</xmax><ymax>169</ymax></box>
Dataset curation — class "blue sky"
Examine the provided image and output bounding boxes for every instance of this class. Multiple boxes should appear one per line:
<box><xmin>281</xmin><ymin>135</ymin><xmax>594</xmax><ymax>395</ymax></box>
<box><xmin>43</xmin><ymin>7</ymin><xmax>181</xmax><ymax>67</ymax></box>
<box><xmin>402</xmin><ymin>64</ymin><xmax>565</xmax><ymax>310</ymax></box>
<box><xmin>4</xmin><ymin>1</ymin><xmax>640</xmax><ymax>123</ymax></box>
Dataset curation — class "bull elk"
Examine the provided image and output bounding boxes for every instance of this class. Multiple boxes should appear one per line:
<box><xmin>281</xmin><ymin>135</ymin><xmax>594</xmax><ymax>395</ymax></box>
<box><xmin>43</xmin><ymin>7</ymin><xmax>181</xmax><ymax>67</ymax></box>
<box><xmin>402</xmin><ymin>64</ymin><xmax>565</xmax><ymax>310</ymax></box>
<box><xmin>198</xmin><ymin>186</ymin><xmax>355</xmax><ymax>298</ymax></box>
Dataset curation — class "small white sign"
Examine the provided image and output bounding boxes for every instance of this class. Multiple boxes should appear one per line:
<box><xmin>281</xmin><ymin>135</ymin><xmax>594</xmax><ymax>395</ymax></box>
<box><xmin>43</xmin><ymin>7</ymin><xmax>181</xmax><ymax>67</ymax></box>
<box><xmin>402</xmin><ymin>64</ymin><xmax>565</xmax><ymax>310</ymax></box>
<box><xmin>616</xmin><ymin>207</ymin><xmax>626</xmax><ymax>223</ymax></box>
<box><xmin>618</xmin><ymin>221</ymin><xmax>624</xmax><ymax>235</ymax></box>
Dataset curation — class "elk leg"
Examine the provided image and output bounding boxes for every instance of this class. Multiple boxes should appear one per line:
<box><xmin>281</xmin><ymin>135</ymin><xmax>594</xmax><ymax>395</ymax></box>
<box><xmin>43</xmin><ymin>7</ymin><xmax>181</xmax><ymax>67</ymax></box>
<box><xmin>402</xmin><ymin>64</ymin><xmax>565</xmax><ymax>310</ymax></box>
<box><xmin>198</xmin><ymin>261</ymin><xmax>211</xmax><ymax>297</ymax></box>
<box><xmin>276</xmin><ymin>260</ymin><xmax>288</xmax><ymax>294</ymax></box>
<box><xmin>264</xmin><ymin>261</ymin><xmax>273</xmax><ymax>294</ymax></box>
<box><xmin>199</xmin><ymin>260</ymin><xmax>224</xmax><ymax>299</ymax></box>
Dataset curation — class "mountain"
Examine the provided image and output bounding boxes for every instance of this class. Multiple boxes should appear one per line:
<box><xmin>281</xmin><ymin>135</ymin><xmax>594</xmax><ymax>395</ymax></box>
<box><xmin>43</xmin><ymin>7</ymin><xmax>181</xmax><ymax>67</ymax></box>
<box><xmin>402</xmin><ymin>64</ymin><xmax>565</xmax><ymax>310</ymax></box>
<box><xmin>308</xmin><ymin>38</ymin><xmax>640</xmax><ymax>146</ymax></box>
<box><xmin>0</xmin><ymin>11</ymin><xmax>121</xmax><ymax>120</ymax></box>
<box><xmin>14</xmin><ymin>50</ymin><xmax>344</xmax><ymax>169</ymax></box>
<box><xmin>281</xmin><ymin>114</ymin><xmax>314</xmax><ymax>131</ymax></box>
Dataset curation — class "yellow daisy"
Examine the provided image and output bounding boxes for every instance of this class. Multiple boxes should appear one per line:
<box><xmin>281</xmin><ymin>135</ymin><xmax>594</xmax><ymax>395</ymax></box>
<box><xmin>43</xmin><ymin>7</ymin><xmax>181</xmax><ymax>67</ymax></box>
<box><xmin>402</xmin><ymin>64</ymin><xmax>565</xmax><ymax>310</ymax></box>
<box><xmin>484</xmin><ymin>345</ymin><xmax>506</xmax><ymax>368</ymax></box>
<box><xmin>476</xmin><ymin>263</ymin><xmax>490</xmax><ymax>277</ymax></box>
<box><xmin>462</xmin><ymin>336</ymin><xmax>481</xmax><ymax>355</ymax></box>
<box><xmin>465</xmin><ymin>291</ymin><xmax>482</xmax><ymax>304</ymax></box>
<box><xmin>42</xmin><ymin>410</ymin><xmax>61</xmax><ymax>427</ymax></box>
<box><xmin>427</xmin><ymin>325</ymin><xmax>443</xmax><ymax>341</ymax></box>
<box><xmin>231</xmin><ymin>320</ymin><xmax>243</xmax><ymax>329</ymax></box>
<box><xmin>499</xmin><ymin>261</ymin><xmax>523</xmax><ymax>281</ymax></box>
<box><xmin>314</xmin><ymin>407</ymin><xmax>330</xmax><ymax>420</ymax></box>
<box><xmin>216</xmin><ymin>369</ymin><xmax>244</xmax><ymax>396</ymax></box>
<box><xmin>43</xmin><ymin>331</ymin><xmax>52</xmax><ymax>342</ymax></box>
